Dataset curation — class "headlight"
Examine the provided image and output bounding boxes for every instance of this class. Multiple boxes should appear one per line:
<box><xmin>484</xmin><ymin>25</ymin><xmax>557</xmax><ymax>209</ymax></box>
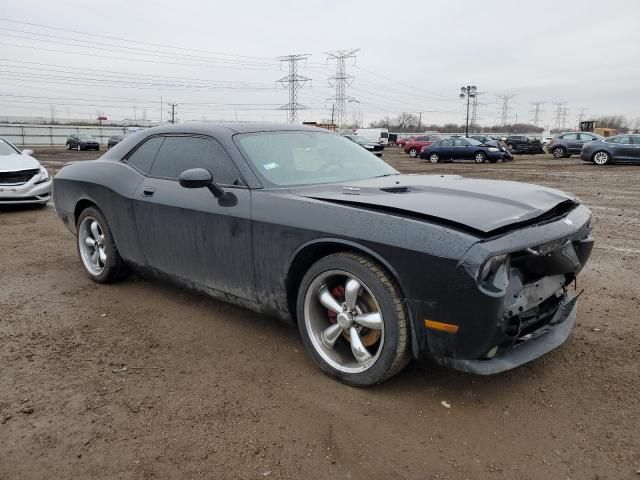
<box><xmin>34</xmin><ymin>166</ymin><xmax>49</xmax><ymax>183</ymax></box>
<box><xmin>487</xmin><ymin>147</ymin><xmax>499</xmax><ymax>152</ymax></box>
<box><xmin>478</xmin><ymin>254</ymin><xmax>510</xmax><ymax>295</ymax></box>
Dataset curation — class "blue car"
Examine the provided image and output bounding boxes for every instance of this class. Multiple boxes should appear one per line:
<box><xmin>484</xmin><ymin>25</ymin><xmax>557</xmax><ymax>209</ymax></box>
<box><xmin>419</xmin><ymin>137</ymin><xmax>508</xmax><ymax>163</ymax></box>
<box><xmin>581</xmin><ymin>134</ymin><xmax>640</xmax><ymax>165</ymax></box>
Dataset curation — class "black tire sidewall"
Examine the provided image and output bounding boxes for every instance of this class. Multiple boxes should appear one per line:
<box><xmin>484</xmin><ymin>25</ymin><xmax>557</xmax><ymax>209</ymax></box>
<box><xmin>76</xmin><ymin>207</ymin><xmax>125</xmax><ymax>283</ymax></box>
<box><xmin>552</xmin><ymin>147</ymin><xmax>564</xmax><ymax>158</ymax></box>
<box><xmin>296</xmin><ymin>253</ymin><xmax>406</xmax><ymax>386</ymax></box>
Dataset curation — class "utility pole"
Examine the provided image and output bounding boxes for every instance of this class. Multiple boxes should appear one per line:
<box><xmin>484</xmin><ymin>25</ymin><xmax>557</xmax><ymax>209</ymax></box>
<box><xmin>325</xmin><ymin>49</ymin><xmax>359</xmax><ymax>128</ymax></box>
<box><xmin>561</xmin><ymin>105</ymin><xmax>569</xmax><ymax>131</ymax></box>
<box><xmin>459</xmin><ymin>85</ymin><xmax>478</xmax><ymax>137</ymax></box>
<box><xmin>160</xmin><ymin>96</ymin><xmax>163</xmax><ymax>123</ymax></box>
<box><xmin>496</xmin><ymin>94</ymin><xmax>515</xmax><ymax>131</ymax></box>
<box><xmin>167</xmin><ymin>103</ymin><xmax>177</xmax><ymax>124</ymax></box>
<box><xmin>530</xmin><ymin>102</ymin><xmax>544</xmax><ymax>128</ymax></box>
<box><xmin>417</xmin><ymin>112</ymin><xmax>423</xmax><ymax>132</ymax></box>
<box><xmin>330</xmin><ymin>104</ymin><xmax>335</xmax><ymax>125</ymax></box>
<box><xmin>276</xmin><ymin>54</ymin><xmax>311</xmax><ymax>124</ymax></box>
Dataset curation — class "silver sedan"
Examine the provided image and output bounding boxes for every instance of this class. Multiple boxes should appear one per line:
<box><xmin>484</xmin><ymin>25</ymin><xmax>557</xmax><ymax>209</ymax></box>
<box><xmin>0</xmin><ymin>138</ymin><xmax>51</xmax><ymax>206</ymax></box>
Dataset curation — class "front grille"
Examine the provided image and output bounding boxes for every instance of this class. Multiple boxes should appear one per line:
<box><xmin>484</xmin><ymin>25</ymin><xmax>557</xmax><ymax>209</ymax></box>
<box><xmin>0</xmin><ymin>169</ymin><xmax>39</xmax><ymax>185</ymax></box>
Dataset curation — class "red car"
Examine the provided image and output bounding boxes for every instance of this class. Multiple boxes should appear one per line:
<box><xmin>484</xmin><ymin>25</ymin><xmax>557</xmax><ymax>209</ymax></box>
<box><xmin>396</xmin><ymin>137</ymin><xmax>414</xmax><ymax>148</ymax></box>
<box><xmin>404</xmin><ymin>134</ymin><xmax>442</xmax><ymax>157</ymax></box>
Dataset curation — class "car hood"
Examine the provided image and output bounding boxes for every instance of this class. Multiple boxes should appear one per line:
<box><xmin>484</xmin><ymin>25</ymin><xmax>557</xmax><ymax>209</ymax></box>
<box><xmin>290</xmin><ymin>174</ymin><xmax>577</xmax><ymax>235</ymax></box>
<box><xmin>0</xmin><ymin>153</ymin><xmax>40</xmax><ymax>173</ymax></box>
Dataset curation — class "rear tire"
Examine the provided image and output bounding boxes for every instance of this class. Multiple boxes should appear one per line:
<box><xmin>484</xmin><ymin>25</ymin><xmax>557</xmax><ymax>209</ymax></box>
<box><xmin>76</xmin><ymin>206</ymin><xmax>128</xmax><ymax>283</ymax></box>
<box><xmin>592</xmin><ymin>151</ymin><xmax>610</xmax><ymax>165</ymax></box>
<box><xmin>552</xmin><ymin>147</ymin><xmax>565</xmax><ymax>159</ymax></box>
<box><xmin>297</xmin><ymin>252</ymin><xmax>410</xmax><ymax>387</ymax></box>
<box><xmin>408</xmin><ymin>148</ymin><xmax>418</xmax><ymax>158</ymax></box>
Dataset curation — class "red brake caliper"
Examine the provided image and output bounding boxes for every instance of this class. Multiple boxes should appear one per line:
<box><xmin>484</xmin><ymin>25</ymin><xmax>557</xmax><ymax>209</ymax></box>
<box><xmin>327</xmin><ymin>285</ymin><xmax>345</xmax><ymax>323</ymax></box>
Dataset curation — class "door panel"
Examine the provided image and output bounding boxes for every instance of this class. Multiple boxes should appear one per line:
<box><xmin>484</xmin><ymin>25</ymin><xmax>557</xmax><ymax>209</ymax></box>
<box><xmin>133</xmin><ymin>180</ymin><xmax>255</xmax><ymax>301</ymax></box>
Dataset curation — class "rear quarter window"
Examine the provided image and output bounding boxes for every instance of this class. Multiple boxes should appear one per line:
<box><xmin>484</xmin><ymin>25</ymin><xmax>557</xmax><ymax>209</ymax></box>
<box><xmin>124</xmin><ymin>136</ymin><xmax>164</xmax><ymax>175</ymax></box>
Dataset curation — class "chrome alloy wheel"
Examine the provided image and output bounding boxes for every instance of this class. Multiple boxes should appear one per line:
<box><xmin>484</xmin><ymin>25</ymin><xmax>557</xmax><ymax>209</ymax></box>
<box><xmin>78</xmin><ymin>216</ymin><xmax>107</xmax><ymax>275</ymax></box>
<box><xmin>593</xmin><ymin>151</ymin><xmax>609</xmax><ymax>165</ymax></box>
<box><xmin>475</xmin><ymin>152</ymin><xmax>486</xmax><ymax>163</ymax></box>
<box><xmin>303</xmin><ymin>270</ymin><xmax>384</xmax><ymax>374</ymax></box>
<box><xmin>429</xmin><ymin>153</ymin><xmax>439</xmax><ymax>163</ymax></box>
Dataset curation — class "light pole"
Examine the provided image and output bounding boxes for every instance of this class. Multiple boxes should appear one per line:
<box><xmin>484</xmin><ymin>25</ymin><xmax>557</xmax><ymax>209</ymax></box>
<box><xmin>459</xmin><ymin>85</ymin><xmax>477</xmax><ymax>137</ymax></box>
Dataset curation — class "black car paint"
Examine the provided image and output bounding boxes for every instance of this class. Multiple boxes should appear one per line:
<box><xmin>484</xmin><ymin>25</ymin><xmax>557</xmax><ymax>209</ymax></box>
<box><xmin>505</xmin><ymin>136</ymin><xmax>544</xmax><ymax>154</ymax></box>
<box><xmin>581</xmin><ymin>135</ymin><xmax>640</xmax><ymax>164</ymax></box>
<box><xmin>53</xmin><ymin>123</ymin><xmax>593</xmax><ymax>373</ymax></box>
<box><xmin>419</xmin><ymin>138</ymin><xmax>507</xmax><ymax>163</ymax></box>
<box><xmin>67</xmin><ymin>134</ymin><xmax>100</xmax><ymax>151</ymax></box>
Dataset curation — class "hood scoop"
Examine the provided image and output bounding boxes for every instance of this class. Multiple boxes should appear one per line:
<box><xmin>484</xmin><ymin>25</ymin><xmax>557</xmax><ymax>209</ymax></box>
<box><xmin>380</xmin><ymin>186</ymin><xmax>412</xmax><ymax>194</ymax></box>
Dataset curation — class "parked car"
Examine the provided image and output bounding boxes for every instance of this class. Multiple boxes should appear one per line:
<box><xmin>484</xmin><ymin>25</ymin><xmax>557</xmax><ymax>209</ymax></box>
<box><xmin>66</xmin><ymin>134</ymin><xmax>100</xmax><ymax>151</ymax></box>
<box><xmin>504</xmin><ymin>136</ymin><xmax>544</xmax><ymax>154</ymax></box>
<box><xmin>420</xmin><ymin>137</ymin><xmax>509</xmax><ymax>163</ymax></box>
<box><xmin>107</xmin><ymin>135</ymin><xmax>125</xmax><ymax>149</ymax></box>
<box><xmin>352</xmin><ymin>128</ymin><xmax>389</xmax><ymax>146</ymax></box>
<box><xmin>404</xmin><ymin>135</ymin><xmax>442</xmax><ymax>157</ymax></box>
<box><xmin>396</xmin><ymin>136</ymin><xmax>413</xmax><ymax>148</ymax></box>
<box><xmin>53</xmin><ymin>124</ymin><xmax>594</xmax><ymax>385</ymax></box>
<box><xmin>344</xmin><ymin>135</ymin><xmax>383</xmax><ymax>157</ymax></box>
<box><xmin>548</xmin><ymin>132</ymin><xmax>603</xmax><ymax>159</ymax></box>
<box><xmin>469</xmin><ymin>135</ymin><xmax>513</xmax><ymax>161</ymax></box>
<box><xmin>0</xmin><ymin>137</ymin><xmax>51</xmax><ymax>205</ymax></box>
<box><xmin>580</xmin><ymin>134</ymin><xmax>640</xmax><ymax>165</ymax></box>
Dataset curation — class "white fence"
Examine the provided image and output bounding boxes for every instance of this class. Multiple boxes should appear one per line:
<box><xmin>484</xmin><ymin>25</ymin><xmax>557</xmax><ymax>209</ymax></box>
<box><xmin>0</xmin><ymin>124</ymin><xmax>142</xmax><ymax>146</ymax></box>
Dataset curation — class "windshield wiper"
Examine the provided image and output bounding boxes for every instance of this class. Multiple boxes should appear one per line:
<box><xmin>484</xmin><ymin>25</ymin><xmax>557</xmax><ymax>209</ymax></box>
<box><xmin>373</xmin><ymin>173</ymin><xmax>399</xmax><ymax>178</ymax></box>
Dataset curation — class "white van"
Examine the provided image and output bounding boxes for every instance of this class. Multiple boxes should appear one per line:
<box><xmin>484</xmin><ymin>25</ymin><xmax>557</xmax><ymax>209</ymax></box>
<box><xmin>353</xmin><ymin>128</ymin><xmax>389</xmax><ymax>146</ymax></box>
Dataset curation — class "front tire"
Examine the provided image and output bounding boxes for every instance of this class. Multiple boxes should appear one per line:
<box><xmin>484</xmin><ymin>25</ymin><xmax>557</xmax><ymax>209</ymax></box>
<box><xmin>429</xmin><ymin>153</ymin><xmax>439</xmax><ymax>163</ymax></box>
<box><xmin>76</xmin><ymin>207</ymin><xmax>128</xmax><ymax>283</ymax></box>
<box><xmin>297</xmin><ymin>252</ymin><xmax>410</xmax><ymax>387</ymax></box>
<box><xmin>408</xmin><ymin>148</ymin><xmax>418</xmax><ymax>158</ymax></box>
<box><xmin>474</xmin><ymin>151</ymin><xmax>487</xmax><ymax>163</ymax></box>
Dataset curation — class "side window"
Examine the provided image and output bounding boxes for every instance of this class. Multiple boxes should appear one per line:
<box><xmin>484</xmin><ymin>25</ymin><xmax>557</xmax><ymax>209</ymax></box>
<box><xmin>453</xmin><ymin>138</ymin><xmax>467</xmax><ymax>147</ymax></box>
<box><xmin>614</xmin><ymin>136</ymin><xmax>631</xmax><ymax>144</ymax></box>
<box><xmin>125</xmin><ymin>136</ymin><xmax>164</xmax><ymax>175</ymax></box>
<box><xmin>150</xmin><ymin>136</ymin><xmax>243</xmax><ymax>185</ymax></box>
<box><xmin>632</xmin><ymin>136</ymin><xmax>640</xmax><ymax>145</ymax></box>
<box><xmin>579</xmin><ymin>133</ymin><xmax>594</xmax><ymax>141</ymax></box>
<box><xmin>563</xmin><ymin>133</ymin><xmax>578</xmax><ymax>140</ymax></box>
<box><xmin>440</xmin><ymin>138</ymin><xmax>453</xmax><ymax>147</ymax></box>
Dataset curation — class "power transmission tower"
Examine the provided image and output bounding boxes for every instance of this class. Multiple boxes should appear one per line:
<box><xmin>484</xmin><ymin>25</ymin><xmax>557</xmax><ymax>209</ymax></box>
<box><xmin>530</xmin><ymin>102</ymin><xmax>545</xmax><ymax>128</ymax></box>
<box><xmin>496</xmin><ymin>94</ymin><xmax>515</xmax><ymax>130</ymax></box>
<box><xmin>577</xmin><ymin>107</ymin><xmax>588</xmax><ymax>129</ymax></box>
<box><xmin>552</xmin><ymin>102</ymin><xmax>566</xmax><ymax>131</ymax></box>
<box><xmin>276</xmin><ymin>54</ymin><xmax>311</xmax><ymax>124</ymax></box>
<box><xmin>471</xmin><ymin>92</ymin><xmax>485</xmax><ymax>124</ymax></box>
<box><xmin>167</xmin><ymin>103</ymin><xmax>177</xmax><ymax>124</ymax></box>
<box><xmin>561</xmin><ymin>105</ymin><xmax>569</xmax><ymax>130</ymax></box>
<box><xmin>325</xmin><ymin>49</ymin><xmax>359</xmax><ymax>127</ymax></box>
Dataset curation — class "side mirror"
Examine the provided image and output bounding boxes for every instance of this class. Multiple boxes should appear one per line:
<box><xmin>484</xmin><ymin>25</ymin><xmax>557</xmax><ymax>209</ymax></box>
<box><xmin>22</xmin><ymin>149</ymin><xmax>34</xmax><ymax>156</ymax></box>
<box><xmin>178</xmin><ymin>168</ymin><xmax>224</xmax><ymax>198</ymax></box>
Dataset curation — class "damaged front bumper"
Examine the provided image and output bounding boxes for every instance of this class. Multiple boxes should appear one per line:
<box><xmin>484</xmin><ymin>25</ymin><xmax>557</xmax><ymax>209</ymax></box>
<box><xmin>407</xmin><ymin>203</ymin><xmax>593</xmax><ymax>374</ymax></box>
<box><xmin>434</xmin><ymin>294</ymin><xmax>577</xmax><ymax>374</ymax></box>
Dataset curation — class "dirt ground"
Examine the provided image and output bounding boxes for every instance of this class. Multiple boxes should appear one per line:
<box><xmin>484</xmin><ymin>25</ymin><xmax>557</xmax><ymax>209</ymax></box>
<box><xmin>1</xmin><ymin>146</ymin><xmax>639</xmax><ymax>480</ymax></box>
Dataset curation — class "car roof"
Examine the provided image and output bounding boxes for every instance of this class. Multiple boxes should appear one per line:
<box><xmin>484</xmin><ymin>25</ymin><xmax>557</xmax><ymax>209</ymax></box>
<box><xmin>139</xmin><ymin>122</ymin><xmax>322</xmax><ymax>137</ymax></box>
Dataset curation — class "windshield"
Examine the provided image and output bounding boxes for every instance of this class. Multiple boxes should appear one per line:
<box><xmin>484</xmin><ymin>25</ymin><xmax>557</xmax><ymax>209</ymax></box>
<box><xmin>79</xmin><ymin>135</ymin><xmax>94</xmax><ymax>140</ymax></box>
<box><xmin>236</xmin><ymin>131</ymin><xmax>397</xmax><ymax>186</ymax></box>
<box><xmin>0</xmin><ymin>138</ymin><xmax>20</xmax><ymax>156</ymax></box>
<box><xmin>466</xmin><ymin>138</ymin><xmax>482</xmax><ymax>145</ymax></box>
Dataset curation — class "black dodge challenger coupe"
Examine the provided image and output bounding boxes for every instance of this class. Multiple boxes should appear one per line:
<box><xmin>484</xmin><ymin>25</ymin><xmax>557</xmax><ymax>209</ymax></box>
<box><xmin>53</xmin><ymin>123</ymin><xmax>594</xmax><ymax>386</ymax></box>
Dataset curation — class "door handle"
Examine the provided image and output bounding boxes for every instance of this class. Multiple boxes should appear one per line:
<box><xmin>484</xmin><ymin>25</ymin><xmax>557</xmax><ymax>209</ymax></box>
<box><xmin>142</xmin><ymin>186</ymin><xmax>155</xmax><ymax>197</ymax></box>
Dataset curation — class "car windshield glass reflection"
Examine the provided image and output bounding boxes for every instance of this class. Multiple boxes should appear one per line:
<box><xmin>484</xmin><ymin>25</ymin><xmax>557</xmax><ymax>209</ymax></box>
<box><xmin>0</xmin><ymin>139</ymin><xmax>20</xmax><ymax>156</ymax></box>
<box><xmin>237</xmin><ymin>131</ymin><xmax>397</xmax><ymax>186</ymax></box>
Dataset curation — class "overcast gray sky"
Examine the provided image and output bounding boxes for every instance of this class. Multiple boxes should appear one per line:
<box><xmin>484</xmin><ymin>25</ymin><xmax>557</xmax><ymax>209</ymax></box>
<box><xmin>1</xmin><ymin>0</ymin><xmax>639</xmax><ymax>129</ymax></box>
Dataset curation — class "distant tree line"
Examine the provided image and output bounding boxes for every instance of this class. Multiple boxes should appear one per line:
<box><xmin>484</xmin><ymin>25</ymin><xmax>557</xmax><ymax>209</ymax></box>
<box><xmin>365</xmin><ymin>112</ymin><xmax>640</xmax><ymax>134</ymax></box>
<box><xmin>366</xmin><ymin>112</ymin><xmax>543</xmax><ymax>133</ymax></box>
